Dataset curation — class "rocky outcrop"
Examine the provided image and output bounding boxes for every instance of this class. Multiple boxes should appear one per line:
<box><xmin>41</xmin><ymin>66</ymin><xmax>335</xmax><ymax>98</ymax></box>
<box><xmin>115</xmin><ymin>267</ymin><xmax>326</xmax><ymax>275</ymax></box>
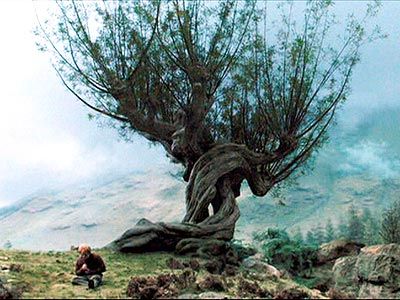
<box><xmin>317</xmin><ymin>239</ymin><xmax>364</xmax><ymax>265</ymax></box>
<box><xmin>333</xmin><ymin>244</ymin><xmax>400</xmax><ymax>299</ymax></box>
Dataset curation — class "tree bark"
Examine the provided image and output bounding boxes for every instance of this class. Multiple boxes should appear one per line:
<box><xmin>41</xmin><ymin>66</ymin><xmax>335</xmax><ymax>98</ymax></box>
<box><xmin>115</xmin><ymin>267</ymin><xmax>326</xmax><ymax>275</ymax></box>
<box><xmin>108</xmin><ymin>144</ymin><xmax>274</xmax><ymax>253</ymax></box>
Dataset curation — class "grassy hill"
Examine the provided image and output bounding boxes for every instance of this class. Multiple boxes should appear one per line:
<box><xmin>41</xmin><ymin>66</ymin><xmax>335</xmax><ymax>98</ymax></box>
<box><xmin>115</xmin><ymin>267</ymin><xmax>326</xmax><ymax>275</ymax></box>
<box><xmin>0</xmin><ymin>249</ymin><xmax>322</xmax><ymax>299</ymax></box>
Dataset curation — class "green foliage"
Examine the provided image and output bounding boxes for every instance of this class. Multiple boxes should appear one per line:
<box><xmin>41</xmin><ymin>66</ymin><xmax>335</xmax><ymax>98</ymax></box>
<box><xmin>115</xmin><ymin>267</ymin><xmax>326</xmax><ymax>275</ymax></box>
<box><xmin>361</xmin><ymin>208</ymin><xmax>381</xmax><ymax>245</ymax></box>
<box><xmin>313</xmin><ymin>225</ymin><xmax>326</xmax><ymax>245</ymax></box>
<box><xmin>229</xmin><ymin>239</ymin><xmax>257</xmax><ymax>260</ymax></box>
<box><xmin>253</xmin><ymin>227</ymin><xmax>290</xmax><ymax>242</ymax></box>
<box><xmin>306</xmin><ymin>230</ymin><xmax>317</xmax><ymax>246</ymax></box>
<box><xmin>333</xmin><ymin>205</ymin><xmax>382</xmax><ymax>245</ymax></box>
<box><xmin>347</xmin><ymin>205</ymin><xmax>365</xmax><ymax>243</ymax></box>
<box><xmin>324</xmin><ymin>219</ymin><xmax>335</xmax><ymax>243</ymax></box>
<box><xmin>292</xmin><ymin>227</ymin><xmax>304</xmax><ymax>244</ymax></box>
<box><xmin>35</xmin><ymin>0</ymin><xmax>384</xmax><ymax>191</ymax></box>
<box><xmin>380</xmin><ymin>199</ymin><xmax>400</xmax><ymax>244</ymax></box>
<box><xmin>254</xmin><ymin>228</ymin><xmax>318</xmax><ymax>274</ymax></box>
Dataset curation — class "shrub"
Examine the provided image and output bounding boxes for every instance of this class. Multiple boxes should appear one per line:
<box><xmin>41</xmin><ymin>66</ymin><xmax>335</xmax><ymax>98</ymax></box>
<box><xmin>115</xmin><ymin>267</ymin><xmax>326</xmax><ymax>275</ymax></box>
<box><xmin>254</xmin><ymin>228</ymin><xmax>318</xmax><ymax>274</ymax></box>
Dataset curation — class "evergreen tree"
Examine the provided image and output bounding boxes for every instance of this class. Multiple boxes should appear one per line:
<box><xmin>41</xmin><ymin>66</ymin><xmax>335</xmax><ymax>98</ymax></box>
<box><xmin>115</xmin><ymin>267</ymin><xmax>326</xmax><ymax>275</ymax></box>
<box><xmin>292</xmin><ymin>227</ymin><xmax>304</xmax><ymax>244</ymax></box>
<box><xmin>325</xmin><ymin>219</ymin><xmax>335</xmax><ymax>243</ymax></box>
<box><xmin>336</xmin><ymin>218</ymin><xmax>349</xmax><ymax>240</ymax></box>
<box><xmin>361</xmin><ymin>207</ymin><xmax>381</xmax><ymax>245</ymax></box>
<box><xmin>347</xmin><ymin>205</ymin><xmax>365</xmax><ymax>243</ymax></box>
<box><xmin>314</xmin><ymin>225</ymin><xmax>326</xmax><ymax>245</ymax></box>
<box><xmin>306</xmin><ymin>230</ymin><xmax>317</xmax><ymax>245</ymax></box>
<box><xmin>380</xmin><ymin>199</ymin><xmax>400</xmax><ymax>243</ymax></box>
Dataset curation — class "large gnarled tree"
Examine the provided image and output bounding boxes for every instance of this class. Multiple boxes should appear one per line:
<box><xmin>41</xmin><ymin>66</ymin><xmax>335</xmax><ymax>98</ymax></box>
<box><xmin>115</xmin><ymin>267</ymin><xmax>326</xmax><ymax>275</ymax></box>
<box><xmin>36</xmin><ymin>0</ymin><xmax>381</xmax><ymax>253</ymax></box>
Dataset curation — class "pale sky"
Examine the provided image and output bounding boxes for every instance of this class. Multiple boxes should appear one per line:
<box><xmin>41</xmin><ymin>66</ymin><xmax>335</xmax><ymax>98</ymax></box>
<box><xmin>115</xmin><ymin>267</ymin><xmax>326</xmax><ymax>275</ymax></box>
<box><xmin>0</xmin><ymin>1</ymin><xmax>399</xmax><ymax>207</ymax></box>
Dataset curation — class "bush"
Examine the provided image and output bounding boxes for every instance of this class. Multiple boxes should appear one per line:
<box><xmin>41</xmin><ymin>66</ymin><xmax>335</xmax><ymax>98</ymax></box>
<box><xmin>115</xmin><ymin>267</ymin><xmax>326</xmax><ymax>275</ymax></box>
<box><xmin>254</xmin><ymin>228</ymin><xmax>318</xmax><ymax>274</ymax></box>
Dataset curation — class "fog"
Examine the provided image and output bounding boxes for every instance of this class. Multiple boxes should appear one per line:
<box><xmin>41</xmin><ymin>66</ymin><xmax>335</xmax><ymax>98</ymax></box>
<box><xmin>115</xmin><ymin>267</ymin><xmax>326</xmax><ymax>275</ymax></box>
<box><xmin>0</xmin><ymin>1</ymin><xmax>399</xmax><ymax>207</ymax></box>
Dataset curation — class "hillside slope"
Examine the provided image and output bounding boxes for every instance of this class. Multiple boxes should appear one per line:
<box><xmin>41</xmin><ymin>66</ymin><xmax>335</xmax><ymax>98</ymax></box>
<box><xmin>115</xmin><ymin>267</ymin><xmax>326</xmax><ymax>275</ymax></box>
<box><xmin>0</xmin><ymin>107</ymin><xmax>399</xmax><ymax>251</ymax></box>
<box><xmin>0</xmin><ymin>168</ymin><xmax>399</xmax><ymax>251</ymax></box>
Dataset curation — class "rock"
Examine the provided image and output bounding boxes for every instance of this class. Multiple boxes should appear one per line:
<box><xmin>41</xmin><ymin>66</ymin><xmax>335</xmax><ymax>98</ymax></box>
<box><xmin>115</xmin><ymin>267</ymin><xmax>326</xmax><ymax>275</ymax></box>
<box><xmin>332</xmin><ymin>256</ymin><xmax>358</xmax><ymax>296</ymax></box>
<box><xmin>198</xmin><ymin>291</ymin><xmax>230</xmax><ymax>299</ymax></box>
<box><xmin>177</xmin><ymin>292</ymin><xmax>230</xmax><ymax>299</ymax></box>
<box><xmin>166</xmin><ymin>257</ymin><xmax>184</xmax><ymax>270</ymax></box>
<box><xmin>356</xmin><ymin>244</ymin><xmax>400</xmax><ymax>299</ymax></box>
<box><xmin>242</xmin><ymin>257</ymin><xmax>282</xmax><ymax>278</ymax></box>
<box><xmin>197</xmin><ymin>274</ymin><xmax>227</xmax><ymax>292</ymax></box>
<box><xmin>332</xmin><ymin>244</ymin><xmax>400</xmax><ymax>299</ymax></box>
<box><xmin>317</xmin><ymin>240</ymin><xmax>364</xmax><ymax>265</ymax></box>
<box><xmin>0</xmin><ymin>264</ymin><xmax>23</xmax><ymax>273</ymax></box>
<box><xmin>177</xmin><ymin>293</ymin><xmax>199</xmax><ymax>299</ymax></box>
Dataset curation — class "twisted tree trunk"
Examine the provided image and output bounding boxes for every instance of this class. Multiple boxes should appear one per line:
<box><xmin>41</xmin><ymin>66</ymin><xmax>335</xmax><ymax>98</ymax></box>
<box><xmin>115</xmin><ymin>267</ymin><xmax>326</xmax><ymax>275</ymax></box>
<box><xmin>109</xmin><ymin>144</ymin><xmax>273</xmax><ymax>253</ymax></box>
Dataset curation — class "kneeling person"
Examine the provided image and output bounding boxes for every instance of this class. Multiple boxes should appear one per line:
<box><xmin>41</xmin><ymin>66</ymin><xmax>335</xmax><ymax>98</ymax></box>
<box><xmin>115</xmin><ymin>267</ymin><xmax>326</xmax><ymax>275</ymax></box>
<box><xmin>72</xmin><ymin>244</ymin><xmax>106</xmax><ymax>289</ymax></box>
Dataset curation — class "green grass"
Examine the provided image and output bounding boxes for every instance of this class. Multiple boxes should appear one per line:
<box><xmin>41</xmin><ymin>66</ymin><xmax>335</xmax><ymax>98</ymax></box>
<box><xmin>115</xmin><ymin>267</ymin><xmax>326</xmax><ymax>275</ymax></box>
<box><xmin>0</xmin><ymin>249</ymin><xmax>326</xmax><ymax>299</ymax></box>
<box><xmin>0</xmin><ymin>249</ymin><xmax>175</xmax><ymax>299</ymax></box>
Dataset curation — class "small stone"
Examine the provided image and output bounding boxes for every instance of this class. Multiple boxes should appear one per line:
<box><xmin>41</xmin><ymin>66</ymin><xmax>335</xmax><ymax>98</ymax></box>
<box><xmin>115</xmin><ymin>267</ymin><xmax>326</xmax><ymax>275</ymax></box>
<box><xmin>198</xmin><ymin>291</ymin><xmax>230</xmax><ymax>299</ymax></box>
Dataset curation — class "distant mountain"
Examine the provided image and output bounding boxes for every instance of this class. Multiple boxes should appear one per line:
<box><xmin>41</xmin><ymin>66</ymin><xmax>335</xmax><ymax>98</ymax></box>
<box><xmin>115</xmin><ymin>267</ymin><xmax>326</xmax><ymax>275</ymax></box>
<box><xmin>0</xmin><ymin>107</ymin><xmax>399</xmax><ymax>251</ymax></box>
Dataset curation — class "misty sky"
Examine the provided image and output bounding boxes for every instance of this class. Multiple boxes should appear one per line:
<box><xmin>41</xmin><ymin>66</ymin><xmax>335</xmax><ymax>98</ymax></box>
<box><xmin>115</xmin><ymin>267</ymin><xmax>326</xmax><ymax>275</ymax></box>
<box><xmin>0</xmin><ymin>1</ymin><xmax>399</xmax><ymax>207</ymax></box>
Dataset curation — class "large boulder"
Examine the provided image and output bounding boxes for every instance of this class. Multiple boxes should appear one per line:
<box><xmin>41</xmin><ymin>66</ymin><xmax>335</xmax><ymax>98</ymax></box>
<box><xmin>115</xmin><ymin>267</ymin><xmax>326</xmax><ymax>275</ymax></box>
<box><xmin>332</xmin><ymin>244</ymin><xmax>400</xmax><ymax>299</ymax></box>
<box><xmin>332</xmin><ymin>256</ymin><xmax>359</xmax><ymax>297</ymax></box>
<box><xmin>317</xmin><ymin>240</ymin><xmax>364</xmax><ymax>265</ymax></box>
<box><xmin>242</xmin><ymin>256</ymin><xmax>282</xmax><ymax>278</ymax></box>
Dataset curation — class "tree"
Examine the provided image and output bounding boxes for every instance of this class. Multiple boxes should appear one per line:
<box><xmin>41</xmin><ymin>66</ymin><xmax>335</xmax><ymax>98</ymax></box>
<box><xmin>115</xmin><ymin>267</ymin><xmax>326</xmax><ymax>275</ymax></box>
<box><xmin>291</xmin><ymin>227</ymin><xmax>304</xmax><ymax>244</ymax></box>
<box><xmin>380</xmin><ymin>199</ymin><xmax>400</xmax><ymax>244</ymax></box>
<box><xmin>324</xmin><ymin>219</ymin><xmax>335</xmax><ymax>243</ymax></box>
<box><xmin>306</xmin><ymin>230</ymin><xmax>317</xmax><ymax>246</ymax></box>
<box><xmin>361</xmin><ymin>207</ymin><xmax>381</xmax><ymax>245</ymax></box>
<box><xmin>347</xmin><ymin>205</ymin><xmax>365</xmax><ymax>243</ymax></box>
<box><xmin>336</xmin><ymin>218</ymin><xmax>348</xmax><ymax>240</ymax></box>
<box><xmin>36</xmin><ymin>0</ymin><xmax>382</xmax><ymax>253</ymax></box>
<box><xmin>314</xmin><ymin>224</ymin><xmax>325</xmax><ymax>245</ymax></box>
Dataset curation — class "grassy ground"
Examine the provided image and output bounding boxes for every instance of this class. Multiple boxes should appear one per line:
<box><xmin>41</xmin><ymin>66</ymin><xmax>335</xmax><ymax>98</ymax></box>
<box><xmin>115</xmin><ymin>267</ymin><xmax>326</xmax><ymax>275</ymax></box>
<box><xmin>0</xmin><ymin>249</ymin><xmax>175</xmax><ymax>299</ymax></box>
<box><xmin>0</xmin><ymin>249</ymin><xmax>325</xmax><ymax>299</ymax></box>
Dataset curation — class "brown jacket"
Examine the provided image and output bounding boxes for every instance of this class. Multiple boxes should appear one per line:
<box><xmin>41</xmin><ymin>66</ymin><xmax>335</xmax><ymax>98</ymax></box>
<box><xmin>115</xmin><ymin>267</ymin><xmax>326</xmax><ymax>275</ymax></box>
<box><xmin>75</xmin><ymin>253</ymin><xmax>106</xmax><ymax>276</ymax></box>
